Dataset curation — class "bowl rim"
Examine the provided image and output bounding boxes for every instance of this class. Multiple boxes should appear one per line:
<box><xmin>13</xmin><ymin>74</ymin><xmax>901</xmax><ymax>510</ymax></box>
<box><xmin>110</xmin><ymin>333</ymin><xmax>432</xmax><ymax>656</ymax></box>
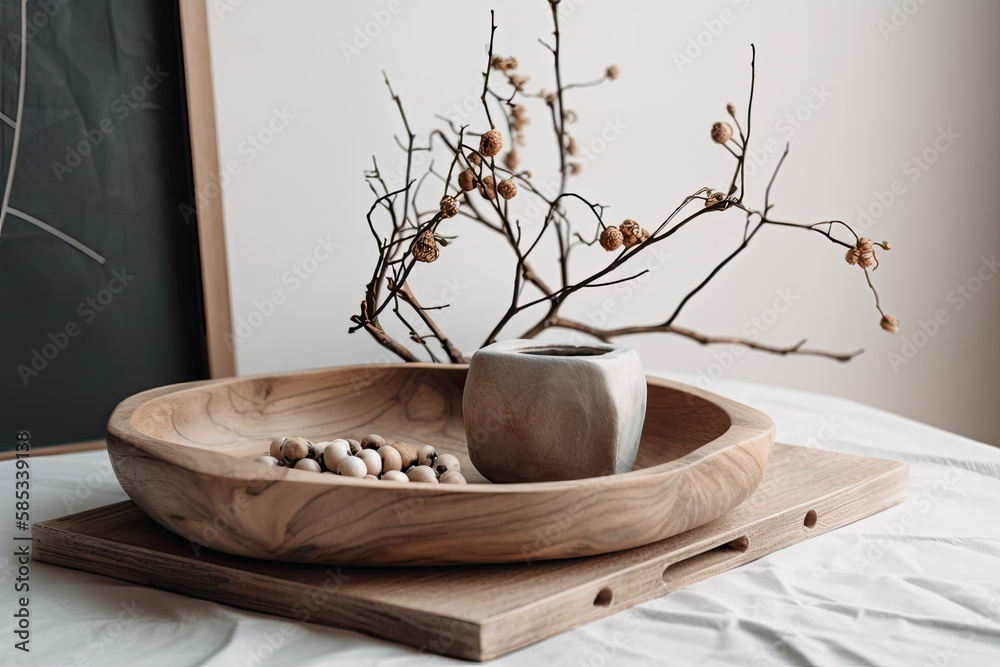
<box><xmin>107</xmin><ymin>363</ymin><xmax>775</xmax><ymax>495</ymax></box>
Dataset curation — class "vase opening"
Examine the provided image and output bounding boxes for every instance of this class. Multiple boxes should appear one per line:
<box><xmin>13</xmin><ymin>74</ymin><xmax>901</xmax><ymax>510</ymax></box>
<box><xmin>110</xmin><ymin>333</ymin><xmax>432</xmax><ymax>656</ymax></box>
<box><xmin>517</xmin><ymin>345</ymin><xmax>609</xmax><ymax>358</ymax></box>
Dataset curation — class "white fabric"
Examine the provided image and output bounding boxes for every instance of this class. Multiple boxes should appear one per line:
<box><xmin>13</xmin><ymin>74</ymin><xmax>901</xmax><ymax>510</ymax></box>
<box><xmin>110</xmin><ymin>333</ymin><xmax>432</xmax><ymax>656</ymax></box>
<box><xmin>2</xmin><ymin>374</ymin><xmax>999</xmax><ymax>667</ymax></box>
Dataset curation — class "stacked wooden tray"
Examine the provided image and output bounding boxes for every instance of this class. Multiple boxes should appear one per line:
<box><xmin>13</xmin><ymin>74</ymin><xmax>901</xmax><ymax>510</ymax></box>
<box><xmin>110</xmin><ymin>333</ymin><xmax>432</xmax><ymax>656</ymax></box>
<box><xmin>32</xmin><ymin>366</ymin><xmax>908</xmax><ymax>660</ymax></box>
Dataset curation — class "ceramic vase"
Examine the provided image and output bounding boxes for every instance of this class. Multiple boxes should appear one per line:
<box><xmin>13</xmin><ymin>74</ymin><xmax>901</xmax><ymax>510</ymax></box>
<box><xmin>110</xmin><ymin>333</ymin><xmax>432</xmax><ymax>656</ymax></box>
<box><xmin>463</xmin><ymin>339</ymin><xmax>647</xmax><ymax>483</ymax></box>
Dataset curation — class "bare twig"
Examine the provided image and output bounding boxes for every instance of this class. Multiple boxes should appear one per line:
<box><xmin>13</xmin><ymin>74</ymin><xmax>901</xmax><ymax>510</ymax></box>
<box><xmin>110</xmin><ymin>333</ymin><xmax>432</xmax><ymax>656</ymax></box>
<box><xmin>545</xmin><ymin>317</ymin><xmax>863</xmax><ymax>362</ymax></box>
<box><xmin>394</xmin><ymin>281</ymin><xmax>467</xmax><ymax>363</ymax></box>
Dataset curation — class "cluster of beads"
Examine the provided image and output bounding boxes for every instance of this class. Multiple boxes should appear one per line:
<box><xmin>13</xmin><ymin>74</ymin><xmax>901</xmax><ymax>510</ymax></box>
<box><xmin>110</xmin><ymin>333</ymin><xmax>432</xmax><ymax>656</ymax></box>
<box><xmin>256</xmin><ymin>435</ymin><xmax>467</xmax><ymax>484</ymax></box>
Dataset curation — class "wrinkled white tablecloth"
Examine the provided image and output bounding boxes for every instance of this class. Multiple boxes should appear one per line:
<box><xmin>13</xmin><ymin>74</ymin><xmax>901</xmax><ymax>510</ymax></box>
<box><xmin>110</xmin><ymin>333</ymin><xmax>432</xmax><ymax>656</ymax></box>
<box><xmin>2</xmin><ymin>374</ymin><xmax>998</xmax><ymax>667</ymax></box>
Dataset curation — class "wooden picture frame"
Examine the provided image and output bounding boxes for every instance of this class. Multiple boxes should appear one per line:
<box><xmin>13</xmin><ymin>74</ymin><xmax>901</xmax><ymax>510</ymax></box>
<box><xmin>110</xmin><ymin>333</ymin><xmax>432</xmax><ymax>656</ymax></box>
<box><xmin>179</xmin><ymin>0</ymin><xmax>234</xmax><ymax>381</ymax></box>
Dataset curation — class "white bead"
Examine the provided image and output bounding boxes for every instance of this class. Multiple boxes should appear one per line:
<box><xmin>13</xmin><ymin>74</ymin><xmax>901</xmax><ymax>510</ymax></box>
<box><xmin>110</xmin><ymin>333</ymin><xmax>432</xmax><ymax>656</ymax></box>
<box><xmin>337</xmin><ymin>456</ymin><xmax>368</xmax><ymax>478</ymax></box>
<box><xmin>378</xmin><ymin>446</ymin><xmax>403</xmax><ymax>472</ymax></box>
<box><xmin>440</xmin><ymin>470</ymin><xmax>467</xmax><ymax>485</ymax></box>
<box><xmin>434</xmin><ymin>454</ymin><xmax>461</xmax><ymax>475</ymax></box>
<box><xmin>294</xmin><ymin>458</ymin><xmax>322</xmax><ymax>473</ymax></box>
<box><xmin>381</xmin><ymin>470</ymin><xmax>409</xmax><ymax>483</ymax></box>
<box><xmin>407</xmin><ymin>465</ymin><xmax>439</xmax><ymax>484</ymax></box>
<box><xmin>417</xmin><ymin>445</ymin><xmax>437</xmax><ymax>467</ymax></box>
<box><xmin>357</xmin><ymin>449</ymin><xmax>383</xmax><ymax>476</ymax></box>
<box><xmin>268</xmin><ymin>437</ymin><xmax>286</xmax><ymax>459</ymax></box>
<box><xmin>255</xmin><ymin>455</ymin><xmax>280</xmax><ymax>466</ymax></box>
<box><xmin>323</xmin><ymin>440</ymin><xmax>351</xmax><ymax>470</ymax></box>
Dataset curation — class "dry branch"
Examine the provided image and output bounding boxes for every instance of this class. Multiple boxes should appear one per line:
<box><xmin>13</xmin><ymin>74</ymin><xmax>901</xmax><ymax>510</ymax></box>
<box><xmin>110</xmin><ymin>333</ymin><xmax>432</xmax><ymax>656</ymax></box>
<box><xmin>349</xmin><ymin>5</ymin><xmax>897</xmax><ymax>364</ymax></box>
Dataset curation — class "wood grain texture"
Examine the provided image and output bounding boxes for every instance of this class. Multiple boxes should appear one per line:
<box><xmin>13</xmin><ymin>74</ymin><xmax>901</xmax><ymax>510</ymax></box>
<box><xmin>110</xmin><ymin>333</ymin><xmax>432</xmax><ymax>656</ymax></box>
<box><xmin>105</xmin><ymin>365</ymin><xmax>775</xmax><ymax>565</ymax></box>
<box><xmin>33</xmin><ymin>444</ymin><xmax>909</xmax><ymax>661</ymax></box>
<box><xmin>177</xmin><ymin>0</ymin><xmax>235</xmax><ymax>378</ymax></box>
<box><xmin>0</xmin><ymin>439</ymin><xmax>103</xmax><ymax>460</ymax></box>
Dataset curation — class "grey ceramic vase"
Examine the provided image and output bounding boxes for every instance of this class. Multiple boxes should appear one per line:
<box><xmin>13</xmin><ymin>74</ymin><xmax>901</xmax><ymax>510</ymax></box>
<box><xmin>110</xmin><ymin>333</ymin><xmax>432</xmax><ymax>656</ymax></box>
<box><xmin>463</xmin><ymin>339</ymin><xmax>647</xmax><ymax>483</ymax></box>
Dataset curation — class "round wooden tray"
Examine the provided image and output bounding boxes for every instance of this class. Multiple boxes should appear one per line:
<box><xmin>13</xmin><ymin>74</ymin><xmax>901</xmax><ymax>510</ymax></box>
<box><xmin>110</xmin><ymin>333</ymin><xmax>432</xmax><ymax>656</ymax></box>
<box><xmin>107</xmin><ymin>364</ymin><xmax>775</xmax><ymax>565</ymax></box>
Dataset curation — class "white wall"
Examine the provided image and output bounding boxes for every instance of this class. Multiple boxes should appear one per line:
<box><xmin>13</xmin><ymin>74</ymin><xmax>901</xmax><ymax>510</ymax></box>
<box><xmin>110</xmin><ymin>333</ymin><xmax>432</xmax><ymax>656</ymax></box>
<box><xmin>205</xmin><ymin>0</ymin><xmax>1000</xmax><ymax>444</ymax></box>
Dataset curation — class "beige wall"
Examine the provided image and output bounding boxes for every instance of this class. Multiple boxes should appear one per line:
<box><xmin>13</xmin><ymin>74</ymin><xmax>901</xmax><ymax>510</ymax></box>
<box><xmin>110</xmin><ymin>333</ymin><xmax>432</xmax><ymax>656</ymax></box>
<box><xmin>206</xmin><ymin>0</ymin><xmax>1000</xmax><ymax>444</ymax></box>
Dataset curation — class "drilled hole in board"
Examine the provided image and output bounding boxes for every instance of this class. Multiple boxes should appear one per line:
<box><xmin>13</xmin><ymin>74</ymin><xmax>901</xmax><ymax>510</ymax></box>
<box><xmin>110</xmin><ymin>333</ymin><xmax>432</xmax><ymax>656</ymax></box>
<box><xmin>593</xmin><ymin>588</ymin><xmax>613</xmax><ymax>607</ymax></box>
<box><xmin>804</xmin><ymin>510</ymin><xmax>818</xmax><ymax>528</ymax></box>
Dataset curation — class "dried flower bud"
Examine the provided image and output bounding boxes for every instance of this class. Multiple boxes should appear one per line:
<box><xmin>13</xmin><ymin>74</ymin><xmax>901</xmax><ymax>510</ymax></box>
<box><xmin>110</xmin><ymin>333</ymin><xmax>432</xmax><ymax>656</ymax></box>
<box><xmin>705</xmin><ymin>191</ymin><xmax>726</xmax><ymax>207</ymax></box>
<box><xmin>880</xmin><ymin>314</ymin><xmax>899</xmax><ymax>334</ymax></box>
<box><xmin>606</xmin><ymin>65</ymin><xmax>620</xmax><ymax>81</ymax></box>
<box><xmin>503</xmin><ymin>150</ymin><xmax>520</xmax><ymax>172</ymax></box>
<box><xmin>478</xmin><ymin>174</ymin><xmax>496</xmax><ymax>200</ymax></box>
<box><xmin>412</xmin><ymin>230</ymin><xmax>440</xmax><ymax>263</ymax></box>
<box><xmin>880</xmin><ymin>241</ymin><xmax>892</xmax><ymax>250</ymax></box>
<box><xmin>468</xmin><ymin>152</ymin><xmax>482</xmax><ymax>166</ymax></box>
<box><xmin>439</xmin><ymin>196</ymin><xmax>459</xmax><ymax>218</ymax></box>
<box><xmin>457</xmin><ymin>168</ymin><xmax>476</xmax><ymax>192</ymax></box>
<box><xmin>509</xmin><ymin>74</ymin><xmax>529</xmax><ymax>91</ymax></box>
<box><xmin>711</xmin><ymin>122</ymin><xmax>733</xmax><ymax>144</ymax></box>
<box><xmin>479</xmin><ymin>129</ymin><xmax>503</xmax><ymax>157</ymax></box>
<box><xmin>599</xmin><ymin>227</ymin><xmax>623</xmax><ymax>251</ymax></box>
<box><xmin>619</xmin><ymin>219</ymin><xmax>650</xmax><ymax>248</ymax></box>
<box><xmin>566</xmin><ymin>136</ymin><xmax>579</xmax><ymax>156</ymax></box>
<box><xmin>857</xmin><ymin>238</ymin><xmax>875</xmax><ymax>268</ymax></box>
<box><xmin>543</xmin><ymin>90</ymin><xmax>556</xmax><ymax>105</ymax></box>
<box><xmin>563</xmin><ymin>109</ymin><xmax>578</xmax><ymax>123</ymax></box>
<box><xmin>490</xmin><ymin>55</ymin><xmax>518</xmax><ymax>71</ymax></box>
<box><xmin>620</xmin><ymin>219</ymin><xmax>641</xmax><ymax>239</ymax></box>
<box><xmin>568</xmin><ymin>162</ymin><xmax>582</xmax><ymax>175</ymax></box>
<box><xmin>497</xmin><ymin>179</ymin><xmax>517</xmax><ymax>200</ymax></box>
<box><xmin>846</xmin><ymin>238</ymin><xmax>876</xmax><ymax>268</ymax></box>
<box><xmin>726</xmin><ymin>103</ymin><xmax>736</xmax><ymax>115</ymax></box>
<box><xmin>512</xmin><ymin>104</ymin><xmax>527</xmax><ymax>119</ymax></box>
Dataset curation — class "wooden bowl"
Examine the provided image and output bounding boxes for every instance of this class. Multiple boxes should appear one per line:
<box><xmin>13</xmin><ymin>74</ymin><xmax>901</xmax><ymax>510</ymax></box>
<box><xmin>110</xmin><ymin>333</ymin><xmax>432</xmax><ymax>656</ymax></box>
<box><xmin>107</xmin><ymin>364</ymin><xmax>774</xmax><ymax>565</ymax></box>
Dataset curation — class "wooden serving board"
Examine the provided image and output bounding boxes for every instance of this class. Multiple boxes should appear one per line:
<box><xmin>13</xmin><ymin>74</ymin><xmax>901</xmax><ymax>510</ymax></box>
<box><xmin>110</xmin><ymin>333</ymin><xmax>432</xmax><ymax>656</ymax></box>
<box><xmin>32</xmin><ymin>444</ymin><xmax>907</xmax><ymax>662</ymax></box>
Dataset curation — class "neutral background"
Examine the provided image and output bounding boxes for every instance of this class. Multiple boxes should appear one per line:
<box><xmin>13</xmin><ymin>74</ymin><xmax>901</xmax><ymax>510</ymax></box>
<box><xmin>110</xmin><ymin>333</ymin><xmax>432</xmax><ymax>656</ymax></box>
<box><xmin>205</xmin><ymin>0</ymin><xmax>999</xmax><ymax>444</ymax></box>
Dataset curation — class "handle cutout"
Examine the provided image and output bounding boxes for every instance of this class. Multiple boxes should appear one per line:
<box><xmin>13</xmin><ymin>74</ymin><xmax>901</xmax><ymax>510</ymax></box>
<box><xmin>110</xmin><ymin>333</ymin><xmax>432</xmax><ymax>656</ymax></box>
<box><xmin>662</xmin><ymin>536</ymin><xmax>749</xmax><ymax>582</ymax></box>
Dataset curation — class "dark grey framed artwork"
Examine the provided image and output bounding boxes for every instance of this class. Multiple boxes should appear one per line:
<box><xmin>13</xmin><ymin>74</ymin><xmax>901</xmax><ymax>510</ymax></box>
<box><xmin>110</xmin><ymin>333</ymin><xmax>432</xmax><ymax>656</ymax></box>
<box><xmin>0</xmin><ymin>1</ymin><xmax>212</xmax><ymax>449</ymax></box>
